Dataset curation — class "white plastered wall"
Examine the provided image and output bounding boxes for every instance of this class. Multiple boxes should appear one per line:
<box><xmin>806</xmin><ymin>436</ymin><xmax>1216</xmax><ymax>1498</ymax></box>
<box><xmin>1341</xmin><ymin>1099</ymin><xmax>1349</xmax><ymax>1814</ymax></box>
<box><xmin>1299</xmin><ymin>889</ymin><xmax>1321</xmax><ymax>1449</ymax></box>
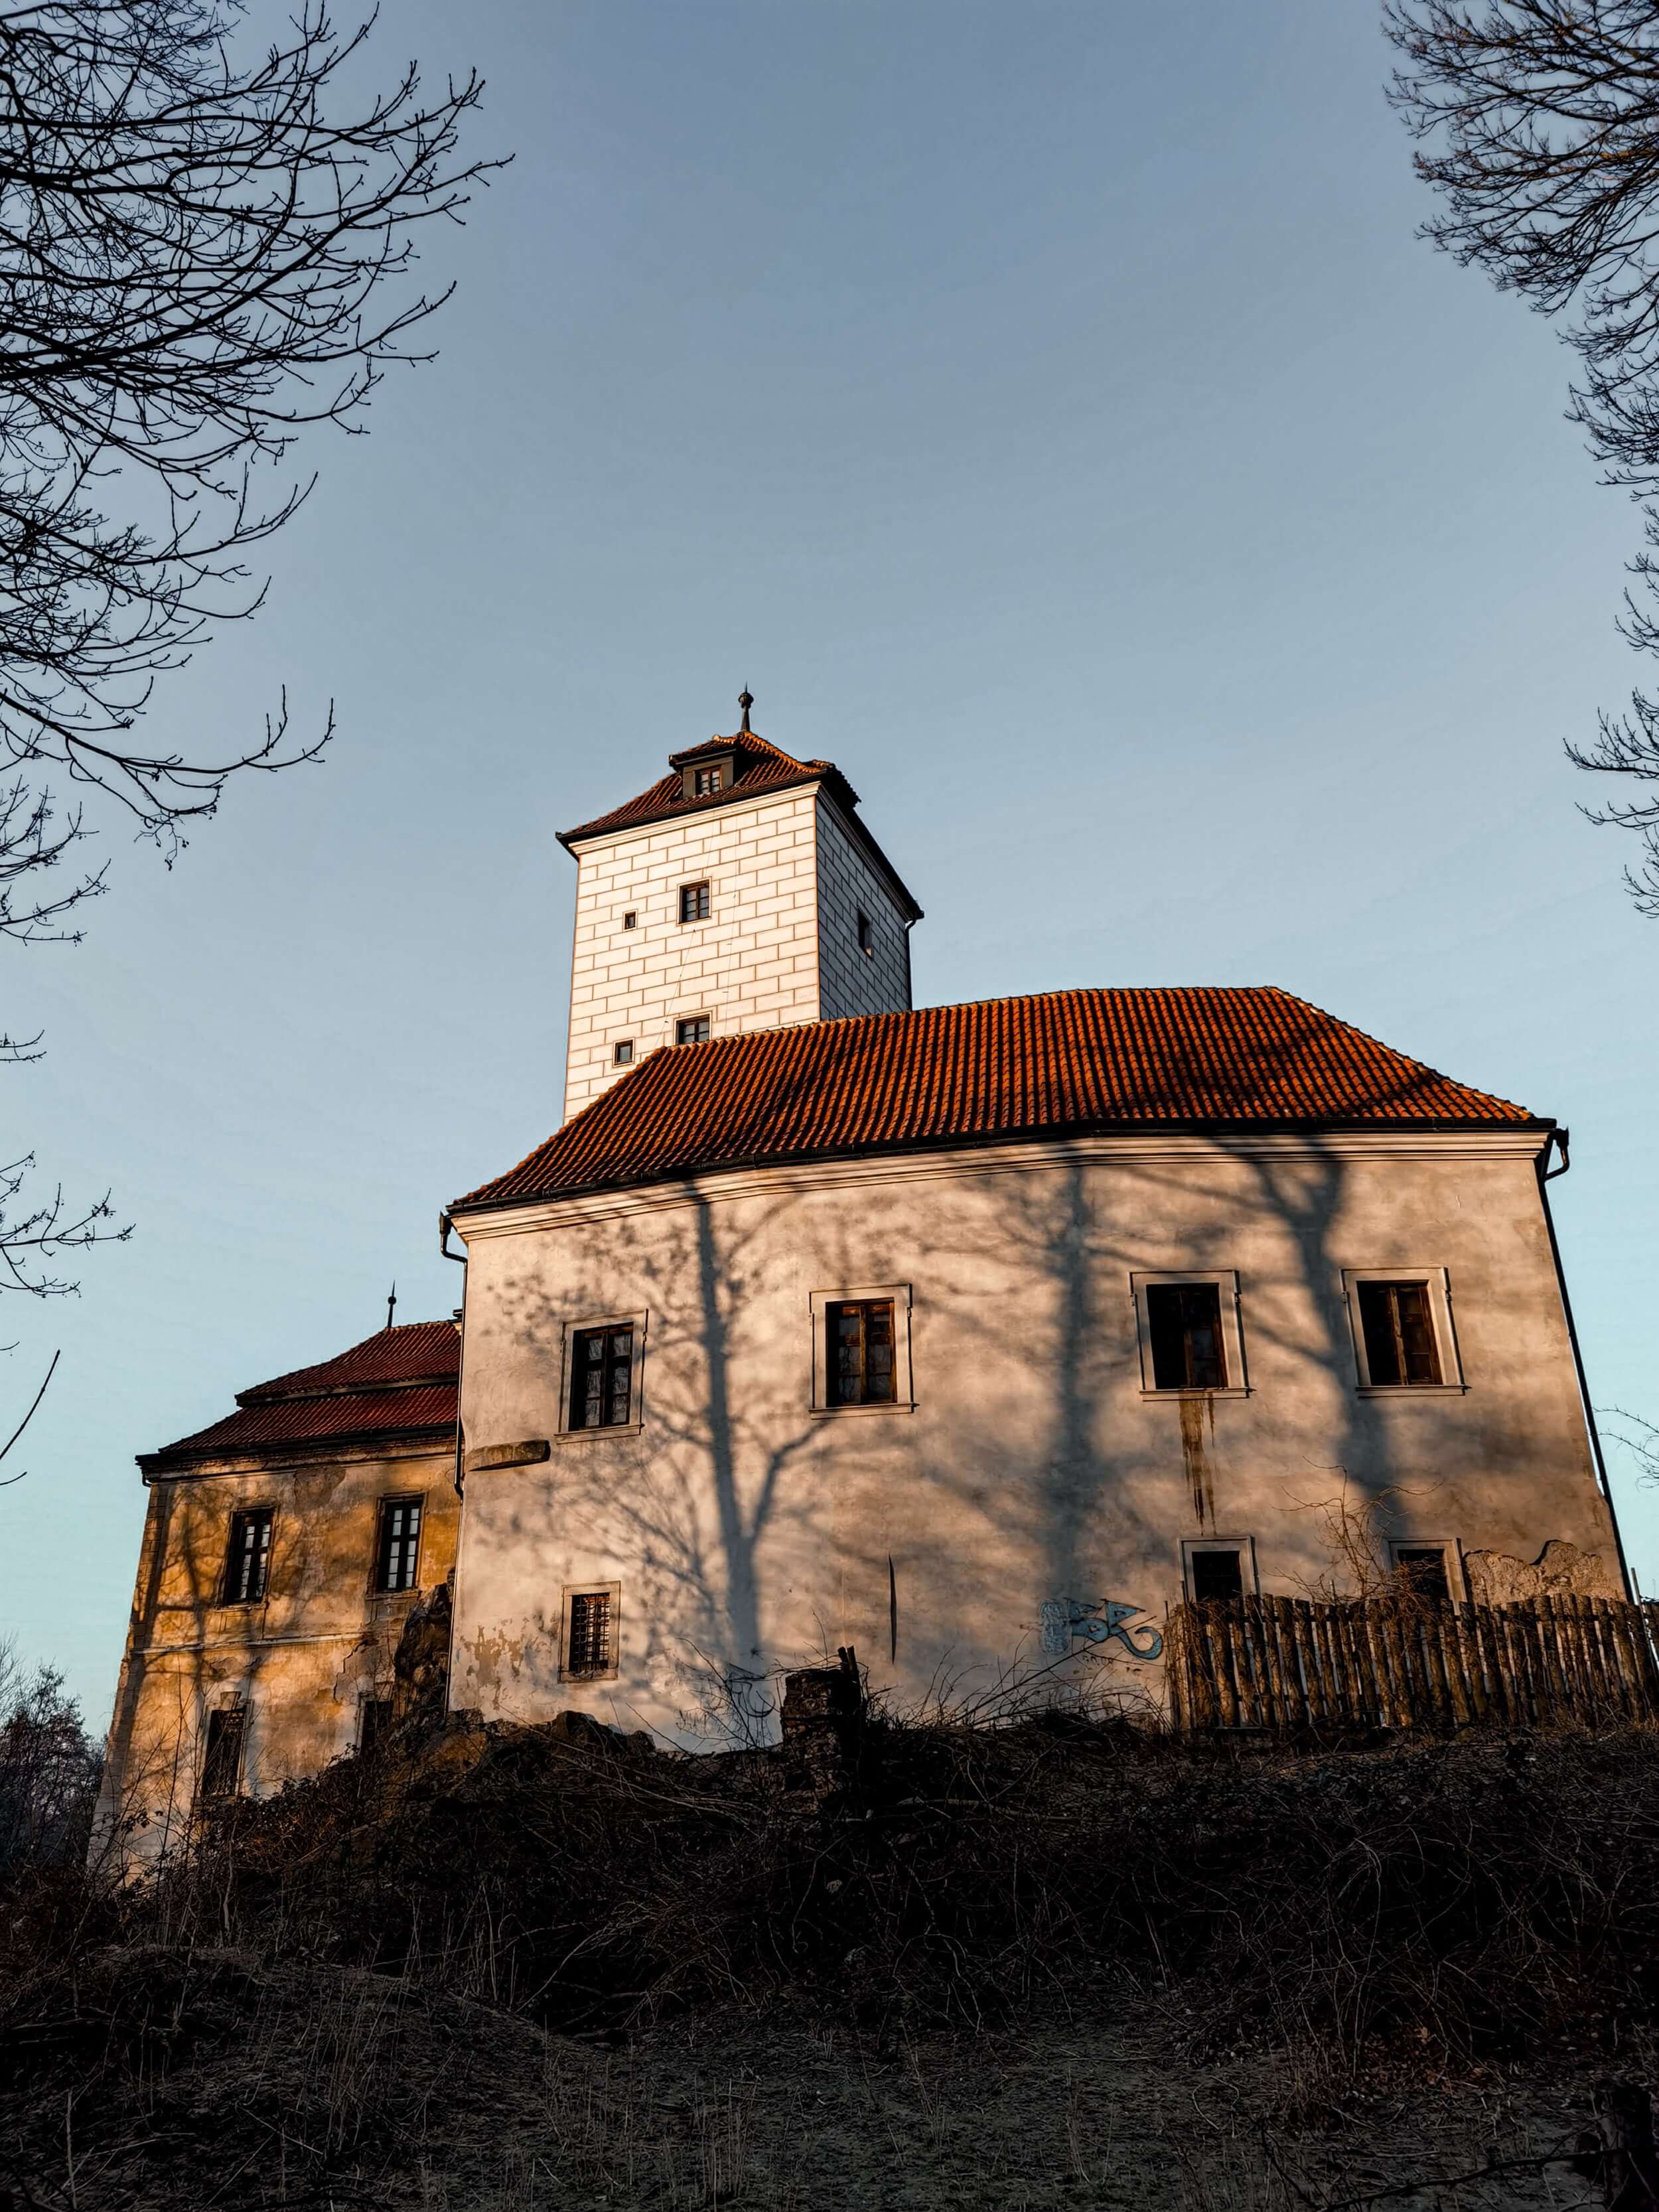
<box><xmin>447</xmin><ymin>1130</ymin><xmax>1622</xmax><ymax>1747</ymax></box>
<box><xmin>563</xmin><ymin>788</ymin><xmax>824</xmax><ymax>1122</ymax></box>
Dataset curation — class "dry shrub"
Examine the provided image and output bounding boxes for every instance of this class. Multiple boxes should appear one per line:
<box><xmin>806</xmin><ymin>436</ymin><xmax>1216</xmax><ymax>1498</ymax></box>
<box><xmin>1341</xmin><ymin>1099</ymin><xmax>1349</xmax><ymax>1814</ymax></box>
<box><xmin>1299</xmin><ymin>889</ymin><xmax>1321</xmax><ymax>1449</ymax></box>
<box><xmin>31</xmin><ymin>1714</ymin><xmax>1658</xmax><ymax>2075</ymax></box>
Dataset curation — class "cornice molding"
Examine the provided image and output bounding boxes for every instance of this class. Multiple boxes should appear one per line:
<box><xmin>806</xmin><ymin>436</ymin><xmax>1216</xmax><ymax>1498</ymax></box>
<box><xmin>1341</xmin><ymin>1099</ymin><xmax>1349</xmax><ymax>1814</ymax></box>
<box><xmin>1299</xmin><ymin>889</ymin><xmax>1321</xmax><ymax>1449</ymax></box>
<box><xmin>450</xmin><ymin>1126</ymin><xmax>1550</xmax><ymax>1244</ymax></box>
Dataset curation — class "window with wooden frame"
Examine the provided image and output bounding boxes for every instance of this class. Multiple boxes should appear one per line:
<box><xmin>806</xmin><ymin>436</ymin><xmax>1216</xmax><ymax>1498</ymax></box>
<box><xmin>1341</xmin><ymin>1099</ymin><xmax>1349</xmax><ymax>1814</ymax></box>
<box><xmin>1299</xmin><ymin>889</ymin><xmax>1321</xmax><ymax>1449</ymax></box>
<box><xmin>200</xmin><ymin>1704</ymin><xmax>246</xmax><ymax>1801</ymax></box>
<box><xmin>809</xmin><ymin>1285</ymin><xmax>914</xmax><ymax>1414</ymax></box>
<box><xmin>613</xmin><ymin>1039</ymin><xmax>634</xmax><ymax>1066</ymax></box>
<box><xmin>1130</xmin><ymin>1274</ymin><xmax>1248</xmax><ymax>1397</ymax></box>
<box><xmin>560</xmin><ymin>1583</ymin><xmax>620</xmax><ymax>1682</ymax></box>
<box><xmin>565</xmin><ymin>1322</ymin><xmax>638</xmax><ymax>1432</ymax></box>
<box><xmin>374</xmin><ymin>1497</ymin><xmax>423</xmax><ymax>1594</ymax></box>
<box><xmin>222</xmin><ymin>1509</ymin><xmax>273</xmax><ymax>1604</ymax></box>
<box><xmin>1341</xmin><ymin>1270</ymin><xmax>1461</xmax><ymax>1392</ymax></box>
<box><xmin>675</xmin><ymin>1014</ymin><xmax>711</xmax><ymax>1045</ymax></box>
<box><xmin>678</xmin><ymin>880</ymin><xmax>711</xmax><ymax>923</ymax></box>
<box><xmin>622</xmin><ymin>910</ymin><xmax>637</xmax><ymax>930</ymax></box>
<box><xmin>692</xmin><ymin>764</ymin><xmax>724</xmax><ymax>796</ymax></box>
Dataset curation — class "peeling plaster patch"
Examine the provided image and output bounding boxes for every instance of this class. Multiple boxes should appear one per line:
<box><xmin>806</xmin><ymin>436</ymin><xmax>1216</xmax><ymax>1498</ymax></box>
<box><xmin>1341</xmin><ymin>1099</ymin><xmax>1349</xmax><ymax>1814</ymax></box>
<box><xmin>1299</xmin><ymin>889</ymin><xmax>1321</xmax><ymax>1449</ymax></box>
<box><xmin>465</xmin><ymin>1625</ymin><xmax>529</xmax><ymax>1710</ymax></box>
<box><xmin>1463</xmin><ymin>1539</ymin><xmax>1611</xmax><ymax>1605</ymax></box>
<box><xmin>1179</xmin><ymin>1396</ymin><xmax>1216</xmax><ymax>1528</ymax></box>
<box><xmin>330</xmin><ymin>1633</ymin><xmax>384</xmax><ymax>1707</ymax></box>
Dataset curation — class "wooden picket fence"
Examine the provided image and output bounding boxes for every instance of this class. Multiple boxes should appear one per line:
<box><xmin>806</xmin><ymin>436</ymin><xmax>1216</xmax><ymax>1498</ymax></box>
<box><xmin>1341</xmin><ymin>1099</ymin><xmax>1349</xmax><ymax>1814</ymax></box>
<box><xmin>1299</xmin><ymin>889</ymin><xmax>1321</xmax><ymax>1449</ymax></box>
<box><xmin>1165</xmin><ymin>1591</ymin><xmax>1659</xmax><ymax>1734</ymax></box>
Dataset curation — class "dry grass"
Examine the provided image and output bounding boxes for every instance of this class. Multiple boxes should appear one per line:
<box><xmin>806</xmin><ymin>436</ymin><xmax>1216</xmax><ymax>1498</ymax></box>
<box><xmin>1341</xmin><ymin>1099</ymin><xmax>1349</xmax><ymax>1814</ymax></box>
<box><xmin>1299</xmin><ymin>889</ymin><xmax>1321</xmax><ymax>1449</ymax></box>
<box><xmin>2</xmin><ymin>1710</ymin><xmax>1656</xmax><ymax>2205</ymax></box>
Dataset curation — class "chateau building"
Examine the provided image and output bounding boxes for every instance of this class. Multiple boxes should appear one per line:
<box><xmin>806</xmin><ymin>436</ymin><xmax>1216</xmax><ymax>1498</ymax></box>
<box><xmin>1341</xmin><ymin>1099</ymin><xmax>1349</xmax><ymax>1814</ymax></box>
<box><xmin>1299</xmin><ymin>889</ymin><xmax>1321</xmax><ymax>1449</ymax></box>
<box><xmin>98</xmin><ymin>702</ymin><xmax>1628</xmax><ymax>1844</ymax></box>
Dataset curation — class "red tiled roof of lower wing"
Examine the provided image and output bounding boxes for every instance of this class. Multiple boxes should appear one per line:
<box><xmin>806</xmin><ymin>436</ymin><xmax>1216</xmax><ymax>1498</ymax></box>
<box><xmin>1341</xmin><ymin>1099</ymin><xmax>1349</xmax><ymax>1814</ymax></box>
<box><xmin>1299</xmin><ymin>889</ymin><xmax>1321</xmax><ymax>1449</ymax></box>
<box><xmin>240</xmin><ymin>1319</ymin><xmax>459</xmax><ymax>1404</ymax></box>
<box><xmin>142</xmin><ymin>1384</ymin><xmax>457</xmax><ymax>1471</ymax></box>
<box><xmin>454</xmin><ymin>988</ymin><xmax>1543</xmax><ymax>1211</ymax></box>
<box><xmin>558</xmin><ymin>731</ymin><xmax>841</xmax><ymax>845</ymax></box>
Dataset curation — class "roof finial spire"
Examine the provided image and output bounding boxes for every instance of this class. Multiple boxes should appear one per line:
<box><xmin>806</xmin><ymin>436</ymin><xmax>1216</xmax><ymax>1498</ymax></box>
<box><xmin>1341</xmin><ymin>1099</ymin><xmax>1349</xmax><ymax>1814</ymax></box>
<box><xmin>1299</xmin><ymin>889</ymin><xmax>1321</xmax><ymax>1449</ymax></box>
<box><xmin>738</xmin><ymin>686</ymin><xmax>753</xmax><ymax>735</ymax></box>
<box><xmin>385</xmin><ymin>1281</ymin><xmax>397</xmax><ymax>1333</ymax></box>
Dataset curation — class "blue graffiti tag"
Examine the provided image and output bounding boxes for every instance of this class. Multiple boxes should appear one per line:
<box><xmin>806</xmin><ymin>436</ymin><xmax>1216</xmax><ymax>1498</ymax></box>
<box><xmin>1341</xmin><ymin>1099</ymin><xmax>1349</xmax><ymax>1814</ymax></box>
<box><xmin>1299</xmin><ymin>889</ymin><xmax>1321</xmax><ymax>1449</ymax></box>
<box><xmin>1038</xmin><ymin>1597</ymin><xmax>1163</xmax><ymax>1661</ymax></box>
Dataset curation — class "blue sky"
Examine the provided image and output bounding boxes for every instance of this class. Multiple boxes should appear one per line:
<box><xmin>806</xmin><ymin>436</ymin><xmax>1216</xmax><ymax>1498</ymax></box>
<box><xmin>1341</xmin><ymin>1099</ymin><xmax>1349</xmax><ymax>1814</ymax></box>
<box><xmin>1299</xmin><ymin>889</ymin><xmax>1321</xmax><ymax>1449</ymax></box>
<box><xmin>9</xmin><ymin>1</ymin><xmax>1659</xmax><ymax>1725</ymax></box>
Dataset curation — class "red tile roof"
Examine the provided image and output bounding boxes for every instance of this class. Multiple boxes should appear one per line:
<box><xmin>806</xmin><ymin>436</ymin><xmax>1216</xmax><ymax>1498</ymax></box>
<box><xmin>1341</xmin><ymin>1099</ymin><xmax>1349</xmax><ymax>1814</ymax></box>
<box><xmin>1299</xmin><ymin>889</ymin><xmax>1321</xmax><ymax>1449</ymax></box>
<box><xmin>241</xmin><ymin>1320</ymin><xmax>459</xmax><ymax>1403</ymax></box>
<box><xmin>559</xmin><ymin>731</ymin><xmax>836</xmax><ymax>846</ymax></box>
<box><xmin>455</xmin><ymin>988</ymin><xmax>1542</xmax><ymax>1212</ymax></box>
<box><xmin>142</xmin><ymin>1323</ymin><xmax>459</xmax><ymax>1472</ymax></box>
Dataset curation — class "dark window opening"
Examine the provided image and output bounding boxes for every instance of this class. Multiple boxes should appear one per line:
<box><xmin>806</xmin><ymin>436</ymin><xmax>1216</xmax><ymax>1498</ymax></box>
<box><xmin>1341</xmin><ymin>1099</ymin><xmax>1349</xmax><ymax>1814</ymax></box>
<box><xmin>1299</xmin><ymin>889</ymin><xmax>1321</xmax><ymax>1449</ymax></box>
<box><xmin>223</xmin><ymin>1509</ymin><xmax>273</xmax><ymax>1605</ymax></box>
<box><xmin>828</xmin><ymin>1299</ymin><xmax>897</xmax><ymax>1407</ymax></box>
<box><xmin>569</xmin><ymin>1325</ymin><xmax>634</xmax><ymax>1430</ymax></box>
<box><xmin>1394</xmin><ymin>1547</ymin><xmax>1453</xmax><ymax>1605</ymax></box>
<box><xmin>1358</xmin><ymin>1281</ymin><xmax>1442</xmax><ymax>1386</ymax></box>
<box><xmin>358</xmin><ymin>1697</ymin><xmax>394</xmax><ymax>1757</ymax></box>
<box><xmin>676</xmin><ymin>1015</ymin><xmax>711</xmax><ymax>1045</ymax></box>
<box><xmin>693</xmin><ymin>765</ymin><xmax>723</xmax><ymax>796</ymax></box>
<box><xmin>679</xmin><ymin>881</ymin><xmax>711</xmax><ymax>922</ymax></box>
<box><xmin>1146</xmin><ymin>1283</ymin><xmax>1227</xmax><ymax>1390</ymax></box>
<box><xmin>857</xmin><ymin>909</ymin><xmax>874</xmax><ymax>956</ymax></box>
<box><xmin>200</xmin><ymin>1706</ymin><xmax>246</xmax><ymax>1801</ymax></box>
<box><xmin>567</xmin><ymin>1590</ymin><xmax>614</xmax><ymax>1678</ymax></box>
<box><xmin>375</xmin><ymin>1497</ymin><xmax>423</xmax><ymax>1594</ymax></box>
<box><xmin>622</xmin><ymin>910</ymin><xmax>637</xmax><ymax>930</ymax></box>
<box><xmin>614</xmin><ymin>1039</ymin><xmax>634</xmax><ymax>1066</ymax></box>
<box><xmin>1189</xmin><ymin>1548</ymin><xmax>1245</xmax><ymax>1605</ymax></box>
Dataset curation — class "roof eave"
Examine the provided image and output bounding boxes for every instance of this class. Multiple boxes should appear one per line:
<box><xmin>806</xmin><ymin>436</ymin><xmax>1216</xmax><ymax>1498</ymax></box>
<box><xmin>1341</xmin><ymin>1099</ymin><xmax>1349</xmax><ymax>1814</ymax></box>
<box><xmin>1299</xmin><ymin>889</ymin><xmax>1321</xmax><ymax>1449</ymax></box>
<box><xmin>449</xmin><ymin>1112</ymin><xmax>1557</xmax><ymax>1221</ymax></box>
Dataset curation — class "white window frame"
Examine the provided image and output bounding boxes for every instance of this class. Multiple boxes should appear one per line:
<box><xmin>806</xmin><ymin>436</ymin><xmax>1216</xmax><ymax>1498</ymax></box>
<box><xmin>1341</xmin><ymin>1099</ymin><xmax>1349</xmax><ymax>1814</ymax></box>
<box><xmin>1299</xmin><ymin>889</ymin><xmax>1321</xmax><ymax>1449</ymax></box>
<box><xmin>1341</xmin><ymin>1268</ymin><xmax>1465</xmax><ymax>1394</ymax></box>
<box><xmin>557</xmin><ymin>1311</ymin><xmax>648</xmax><ymax>1441</ymax></box>
<box><xmin>1387</xmin><ymin>1537</ymin><xmax>1466</xmax><ymax>1599</ymax></box>
<box><xmin>1129</xmin><ymin>1270</ymin><xmax>1249</xmax><ymax>1398</ymax></box>
<box><xmin>1181</xmin><ymin>1536</ymin><xmax>1259</xmax><ymax>1601</ymax></box>
<box><xmin>809</xmin><ymin>1283</ymin><xmax>915</xmax><ymax>1416</ymax></box>
<box><xmin>559</xmin><ymin>1580</ymin><xmax>622</xmax><ymax>1684</ymax></box>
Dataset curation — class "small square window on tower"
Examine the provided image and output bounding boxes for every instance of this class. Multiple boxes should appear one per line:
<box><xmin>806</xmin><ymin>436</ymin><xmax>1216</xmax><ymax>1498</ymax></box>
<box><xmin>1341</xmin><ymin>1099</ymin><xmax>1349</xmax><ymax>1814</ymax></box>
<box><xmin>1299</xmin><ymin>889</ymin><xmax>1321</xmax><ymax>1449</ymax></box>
<box><xmin>222</xmin><ymin>1509</ymin><xmax>273</xmax><ymax>1605</ymax></box>
<box><xmin>622</xmin><ymin>910</ymin><xmax>637</xmax><ymax>930</ymax></box>
<box><xmin>678</xmin><ymin>881</ymin><xmax>711</xmax><ymax>923</ymax></box>
<box><xmin>614</xmin><ymin>1039</ymin><xmax>634</xmax><ymax>1066</ymax></box>
<box><xmin>675</xmin><ymin>1015</ymin><xmax>711</xmax><ymax>1045</ymax></box>
<box><xmin>857</xmin><ymin>910</ymin><xmax>874</xmax><ymax>956</ymax></box>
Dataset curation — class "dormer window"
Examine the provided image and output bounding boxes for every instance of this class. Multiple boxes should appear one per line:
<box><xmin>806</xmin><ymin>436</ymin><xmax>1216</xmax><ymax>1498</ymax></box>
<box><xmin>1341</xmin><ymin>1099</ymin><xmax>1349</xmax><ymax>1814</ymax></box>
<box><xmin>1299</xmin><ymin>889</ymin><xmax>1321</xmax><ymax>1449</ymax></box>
<box><xmin>680</xmin><ymin>753</ymin><xmax>735</xmax><ymax>801</ymax></box>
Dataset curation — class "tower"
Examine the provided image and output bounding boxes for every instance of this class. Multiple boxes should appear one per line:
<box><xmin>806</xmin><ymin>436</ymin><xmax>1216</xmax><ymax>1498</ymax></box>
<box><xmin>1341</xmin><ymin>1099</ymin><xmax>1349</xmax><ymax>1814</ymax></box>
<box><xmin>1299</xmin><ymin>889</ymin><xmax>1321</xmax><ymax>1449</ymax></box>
<box><xmin>557</xmin><ymin>696</ymin><xmax>922</xmax><ymax>1121</ymax></box>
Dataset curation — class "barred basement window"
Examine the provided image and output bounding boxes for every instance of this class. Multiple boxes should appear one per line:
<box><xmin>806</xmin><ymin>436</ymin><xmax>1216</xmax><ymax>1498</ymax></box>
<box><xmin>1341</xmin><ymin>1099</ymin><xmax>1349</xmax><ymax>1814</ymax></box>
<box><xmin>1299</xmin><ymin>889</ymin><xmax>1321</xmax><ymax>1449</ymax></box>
<box><xmin>200</xmin><ymin>1705</ymin><xmax>246</xmax><ymax>1801</ymax></box>
<box><xmin>569</xmin><ymin>1325</ymin><xmax>634</xmax><ymax>1430</ymax></box>
<box><xmin>374</xmin><ymin>1497</ymin><xmax>423</xmax><ymax>1593</ymax></box>
<box><xmin>1145</xmin><ymin>1283</ymin><xmax>1227</xmax><ymax>1390</ymax></box>
<box><xmin>678</xmin><ymin>880</ymin><xmax>711</xmax><ymax>922</ymax></box>
<box><xmin>563</xmin><ymin>1587</ymin><xmax>616</xmax><ymax>1680</ymax></box>
<box><xmin>828</xmin><ymin>1299</ymin><xmax>896</xmax><ymax>1407</ymax></box>
<box><xmin>1357</xmin><ymin>1281</ymin><xmax>1442</xmax><ymax>1387</ymax></box>
<box><xmin>676</xmin><ymin>1015</ymin><xmax>711</xmax><ymax>1045</ymax></box>
<box><xmin>223</xmin><ymin>1509</ymin><xmax>273</xmax><ymax>1604</ymax></box>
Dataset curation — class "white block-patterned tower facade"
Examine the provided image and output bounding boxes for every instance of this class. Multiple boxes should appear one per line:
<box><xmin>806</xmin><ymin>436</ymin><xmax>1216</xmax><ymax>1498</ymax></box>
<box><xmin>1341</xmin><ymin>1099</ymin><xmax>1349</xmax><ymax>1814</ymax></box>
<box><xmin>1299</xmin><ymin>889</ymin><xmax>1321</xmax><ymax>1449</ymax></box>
<box><xmin>559</xmin><ymin>715</ymin><xmax>922</xmax><ymax>1122</ymax></box>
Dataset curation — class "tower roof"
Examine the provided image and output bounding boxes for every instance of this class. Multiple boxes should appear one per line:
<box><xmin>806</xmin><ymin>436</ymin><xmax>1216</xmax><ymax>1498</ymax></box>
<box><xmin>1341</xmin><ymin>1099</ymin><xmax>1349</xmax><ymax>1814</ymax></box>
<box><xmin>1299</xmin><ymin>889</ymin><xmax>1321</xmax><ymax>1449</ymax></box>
<box><xmin>453</xmin><ymin>986</ymin><xmax>1544</xmax><ymax>1213</ymax></box>
<box><xmin>557</xmin><ymin>724</ymin><xmax>922</xmax><ymax>919</ymax></box>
